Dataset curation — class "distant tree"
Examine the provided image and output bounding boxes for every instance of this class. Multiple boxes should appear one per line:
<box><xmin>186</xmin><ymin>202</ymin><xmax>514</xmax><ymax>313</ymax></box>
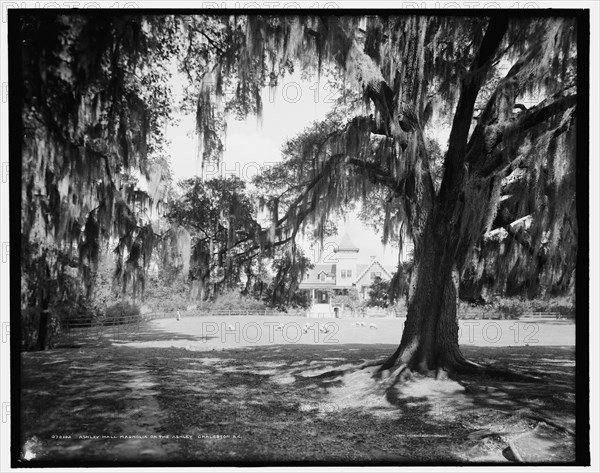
<box><xmin>367</xmin><ymin>276</ymin><xmax>391</xmax><ymax>309</ymax></box>
<box><xmin>165</xmin><ymin>176</ymin><xmax>313</xmax><ymax>307</ymax></box>
<box><xmin>263</xmin><ymin>248</ymin><xmax>313</xmax><ymax>309</ymax></box>
<box><xmin>332</xmin><ymin>288</ymin><xmax>364</xmax><ymax>316</ymax></box>
<box><xmin>165</xmin><ymin>176</ymin><xmax>260</xmax><ymax>299</ymax></box>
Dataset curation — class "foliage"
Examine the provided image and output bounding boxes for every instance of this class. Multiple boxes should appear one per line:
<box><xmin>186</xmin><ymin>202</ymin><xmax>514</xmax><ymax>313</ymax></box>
<box><xmin>460</xmin><ymin>221</ymin><xmax>577</xmax><ymax>300</ymax></box>
<box><xmin>367</xmin><ymin>276</ymin><xmax>392</xmax><ymax>309</ymax></box>
<box><xmin>459</xmin><ymin>295</ymin><xmax>575</xmax><ymax>319</ymax></box>
<box><xmin>262</xmin><ymin>246</ymin><xmax>313</xmax><ymax>310</ymax></box>
<box><xmin>490</xmin><ymin>299</ymin><xmax>521</xmax><ymax>320</ymax></box>
<box><xmin>21</xmin><ymin>308</ymin><xmax>61</xmax><ymax>350</ymax></box>
<box><xmin>54</xmin><ymin>297</ymin><xmax>100</xmax><ymax>326</ymax></box>
<box><xmin>141</xmin><ymin>275</ymin><xmax>190</xmax><ymax>313</ymax></box>
<box><xmin>367</xmin><ymin>262</ymin><xmax>412</xmax><ymax>308</ymax></box>
<box><xmin>164</xmin><ymin>176</ymin><xmax>314</xmax><ymax>309</ymax></box>
<box><xmin>19</xmin><ymin>13</ymin><xmax>177</xmax><ymax>349</ymax></box>
<box><xmin>104</xmin><ymin>301</ymin><xmax>141</xmax><ymax>324</ymax></box>
<box><xmin>493</xmin><ymin>296</ymin><xmax>575</xmax><ymax>319</ymax></box>
<box><xmin>389</xmin><ymin>262</ymin><xmax>413</xmax><ymax>303</ymax></box>
<box><xmin>197</xmin><ymin>289</ymin><xmax>267</xmax><ymax>312</ymax></box>
<box><xmin>165</xmin><ymin>176</ymin><xmax>261</xmax><ymax>299</ymax></box>
<box><xmin>20</xmin><ymin>240</ymin><xmax>98</xmax><ymax>348</ymax></box>
<box><xmin>331</xmin><ymin>288</ymin><xmax>365</xmax><ymax>316</ymax></box>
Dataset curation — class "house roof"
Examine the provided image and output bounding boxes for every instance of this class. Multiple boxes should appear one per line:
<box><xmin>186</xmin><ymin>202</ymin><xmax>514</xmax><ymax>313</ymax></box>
<box><xmin>355</xmin><ymin>259</ymin><xmax>394</xmax><ymax>285</ymax></box>
<box><xmin>299</xmin><ymin>258</ymin><xmax>397</xmax><ymax>290</ymax></box>
<box><xmin>299</xmin><ymin>263</ymin><xmax>336</xmax><ymax>287</ymax></box>
<box><xmin>334</xmin><ymin>233</ymin><xmax>360</xmax><ymax>252</ymax></box>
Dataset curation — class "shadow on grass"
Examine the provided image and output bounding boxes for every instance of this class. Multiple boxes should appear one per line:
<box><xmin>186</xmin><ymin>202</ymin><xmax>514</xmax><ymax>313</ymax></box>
<box><xmin>19</xmin><ymin>335</ymin><xmax>576</xmax><ymax>465</ymax></box>
<box><xmin>56</xmin><ymin>321</ymin><xmax>216</xmax><ymax>349</ymax></box>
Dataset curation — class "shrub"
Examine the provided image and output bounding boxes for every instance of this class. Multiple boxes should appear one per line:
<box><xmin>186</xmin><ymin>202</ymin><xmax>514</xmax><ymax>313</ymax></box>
<box><xmin>479</xmin><ymin>296</ymin><xmax>575</xmax><ymax>320</ymax></box>
<box><xmin>140</xmin><ymin>276</ymin><xmax>189</xmax><ymax>313</ymax></box>
<box><xmin>497</xmin><ymin>303</ymin><xmax>522</xmax><ymax>319</ymax></box>
<box><xmin>198</xmin><ymin>290</ymin><xmax>267</xmax><ymax>312</ymax></box>
<box><xmin>54</xmin><ymin>298</ymin><xmax>99</xmax><ymax>327</ymax></box>
<box><xmin>104</xmin><ymin>301</ymin><xmax>141</xmax><ymax>324</ymax></box>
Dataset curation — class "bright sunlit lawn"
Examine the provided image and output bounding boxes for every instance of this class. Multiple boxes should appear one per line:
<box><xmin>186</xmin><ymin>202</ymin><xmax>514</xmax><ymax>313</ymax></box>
<box><xmin>20</xmin><ymin>316</ymin><xmax>576</xmax><ymax>464</ymax></box>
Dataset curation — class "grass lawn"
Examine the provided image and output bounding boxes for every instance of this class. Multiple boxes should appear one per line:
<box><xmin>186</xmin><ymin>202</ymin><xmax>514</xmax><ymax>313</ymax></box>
<box><xmin>19</xmin><ymin>316</ymin><xmax>576</xmax><ymax>464</ymax></box>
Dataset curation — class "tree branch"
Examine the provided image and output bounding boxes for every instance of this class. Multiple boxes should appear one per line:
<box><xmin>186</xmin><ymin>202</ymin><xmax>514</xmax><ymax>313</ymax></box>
<box><xmin>476</xmin><ymin>93</ymin><xmax>576</xmax><ymax>177</ymax></box>
<box><xmin>345</xmin><ymin>158</ymin><xmax>399</xmax><ymax>191</ymax></box>
<box><xmin>438</xmin><ymin>17</ymin><xmax>509</xmax><ymax>204</ymax></box>
<box><xmin>466</xmin><ymin>40</ymin><xmax>545</xmax><ymax>165</ymax></box>
<box><xmin>197</xmin><ymin>30</ymin><xmax>226</xmax><ymax>56</ymax></box>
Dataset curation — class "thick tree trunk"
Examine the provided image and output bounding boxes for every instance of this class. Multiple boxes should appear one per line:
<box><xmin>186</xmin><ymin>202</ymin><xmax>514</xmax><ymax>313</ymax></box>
<box><xmin>380</xmin><ymin>217</ymin><xmax>470</xmax><ymax>377</ymax></box>
<box><xmin>37</xmin><ymin>308</ymin><xmax>50</xmax><ymax>351</ymax></box>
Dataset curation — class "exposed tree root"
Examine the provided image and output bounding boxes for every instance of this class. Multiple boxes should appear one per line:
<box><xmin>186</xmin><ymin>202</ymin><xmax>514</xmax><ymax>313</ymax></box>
<box><xmin>374</xmin><ymin>364</ymin><xmax>412</xmax><ymax>390</ymax></box>
<box><xmin>361</xmin><ymin>350</ymin><xmax>544</xmax><ymax>390</ymax></box>
<box><xmin>451</xmin><ymin>358</ymin><xmax>543</xmax><ymax>383</ymax></box>
<box><xmin>308</xmin><ymin>368</ymin><xmax>351</xmax><ymax>380</ymax></box>
<box><xmin>355</xmin><ymin>346</ymin><xmax>402</xmax><ymax>372</ymax></box>
<box><xmin>304</xmin><ymin>349</ymin><xmax>543</xmax><ymax>394</ymax></box>
<box><xmin>435</xmin><ymin>367</ymin><xmax>449</xmax><ymax>380</ymax></box>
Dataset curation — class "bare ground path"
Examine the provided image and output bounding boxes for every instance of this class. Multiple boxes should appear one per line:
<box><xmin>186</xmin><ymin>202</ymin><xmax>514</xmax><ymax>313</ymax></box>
<box><xmin>19</xmin><ymin>317</ymin><xmax>576</xmax><ymax>464</ymax></box>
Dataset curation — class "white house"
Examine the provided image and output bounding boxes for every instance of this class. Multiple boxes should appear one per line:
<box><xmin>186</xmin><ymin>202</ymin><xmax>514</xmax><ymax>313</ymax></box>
<box><xmin>299</xmin><ymin>233</ymin><xmax>411</xmax><ymax>317</ymax></box>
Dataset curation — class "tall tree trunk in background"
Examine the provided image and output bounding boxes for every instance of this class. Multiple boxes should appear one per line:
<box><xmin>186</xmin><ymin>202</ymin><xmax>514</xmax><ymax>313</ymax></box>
<box><xmin>37</xmin><ymin>289</ymin><xmax>50</xmax><ymax>351</ymax></box>
<box><xmin>37</xmin><ymin>309</ymin><xmax>50</xmax><ymax>351</ymax></box>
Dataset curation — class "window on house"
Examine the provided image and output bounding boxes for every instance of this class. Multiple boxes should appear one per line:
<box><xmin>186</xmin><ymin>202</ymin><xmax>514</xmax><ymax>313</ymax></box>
<box><xmin>319</xmin><ymin>273</ymin><xmax>326</xmax><ymax>281</ymax></box>
<box><xmin>321</xmin><ymin>292</ymin><xmax>326</xmax><ymax>302</ymax></box>
<box><xmin>341</xmin><ymin>270</ymin><xmax>346</xmax><ymax>278</ymax></box>
<box><xmin>347</xmin><ymin>269</ymin><xmax>352</xmax><ymax>278</ymax></box>
<box><xmin>371</xmin><ymin>271</ymin><xmax>382</xmax><ymax>280</ymax></box>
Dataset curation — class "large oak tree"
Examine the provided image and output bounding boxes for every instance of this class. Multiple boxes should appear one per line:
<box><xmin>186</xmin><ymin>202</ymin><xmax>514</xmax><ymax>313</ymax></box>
<box><xmin>188</xmin><ymin>14</ymin><xmax>579</xmax><ymax>379</ymax></box>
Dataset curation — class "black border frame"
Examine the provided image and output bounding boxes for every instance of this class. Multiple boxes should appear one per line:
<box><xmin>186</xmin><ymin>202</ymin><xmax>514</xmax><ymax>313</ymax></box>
<box><xmin>7</xmin><ymin>7</ymin><xmax>591</xmax><ymax>468</ymax></box>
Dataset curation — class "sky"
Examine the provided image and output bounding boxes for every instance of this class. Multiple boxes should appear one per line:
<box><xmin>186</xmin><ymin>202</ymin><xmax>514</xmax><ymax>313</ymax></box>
<box><xmin>166</xmin><ymin>71</ymin><xmax>400</xmax><ymax>265</ymax></box>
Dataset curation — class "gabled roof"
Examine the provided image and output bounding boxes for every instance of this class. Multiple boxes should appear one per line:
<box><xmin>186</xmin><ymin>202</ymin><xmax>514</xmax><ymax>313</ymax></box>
<box><xmin>355</xmin><ymin>259</ymin><xmax>393</xmax><ymax>284</ymax></box>
<box><xmin>334</xmin><ymin>232</ymin><xmax>360</xmax><ymax>252</ymax></box>
<box><xmin>299</xmin><ymin>263</ymin><xmax>337</xmax><ymax>287</ymax></box>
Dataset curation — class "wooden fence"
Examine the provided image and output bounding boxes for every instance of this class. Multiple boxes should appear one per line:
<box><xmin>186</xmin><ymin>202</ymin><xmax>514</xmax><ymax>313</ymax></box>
<box><xmin>144</xmin><ymin>309</ymin><xmax>569</xmax><ymax>321</ymax></box>
<box><xmin>56</xmin><ymin>314</ymin><xmax>144</xmax><ymax>347</ymax></box>
<box><xmin>143</xmin><ymin>309</ymin><xmax>299</xmax><ymax>320</ymax></box>
<box><xmin>459</xmin><ymin>309</ymin><xmax>567</xmax><ymax>320</ymax></box>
